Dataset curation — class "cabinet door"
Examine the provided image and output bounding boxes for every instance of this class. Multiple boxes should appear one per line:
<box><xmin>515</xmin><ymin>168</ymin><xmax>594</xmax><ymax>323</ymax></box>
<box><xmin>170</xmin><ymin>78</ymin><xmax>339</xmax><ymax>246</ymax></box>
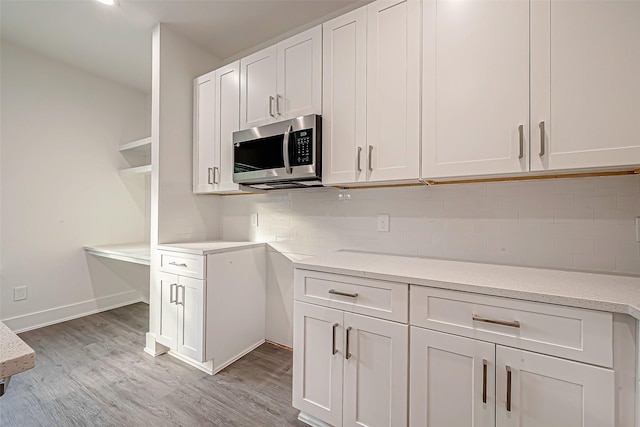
<box><xmin>367</xmin><ymin>0</ymin><xmax>421</xmax><ymax>183</ymax></box>
<box><xmin>156</xmin><ymin>271</ymin><xmax>178</xmax><ymax>350</ymax></box>
<box><xmin>240</xmin><ymin>46</ymin><xmax>277</xmax><ymax>129</ymax></box>
<box><xmin>343</xmin><ymin>312</ymin><xmax>408</xmax><ymax>427</ymax></box>
<box><xmin>496</xmin><ymin>346</ymin><xmax>615</xmax><ymax>427</ymax></box>
<box><xmin>193</xmin><ymin>71</ymin><xmax>218</xmax><ymax>194</ymax></box>
<box><xmin>531</xmin><ymin>0</ymin><xmax>640</xmax><ymax>172</ymax></box>
<box><xmin>277</xmin><ymin>25</ymin><xmax>322</xmax><ymax>121</ymax></box>
<box><xmin>422</xmin><ymin>0</ymin><xmax>529</xmax><ymax>179</ymax></box>
<box><xmin>410</xmin><ymin>327</ymin><xmax>495</xmax><ymax>427</ymax></box>
<box><xmin>176</xmin><ymin>277</ymin><xmax>205</xmax><ymax>362</ymax></box>
<box><xmin>322</xmin><ymin>6</ymin><xmax>368</xmax><ymax>185</ymax></box>
<box><xmin>214</xmin><ymin>61</ymin><xmax>241</xmax><ymax>192</ymax></box>
<box><xmin>293</xmin><ymin>302</ymin><xmax>344</xmax><ymax>427</ymax></box>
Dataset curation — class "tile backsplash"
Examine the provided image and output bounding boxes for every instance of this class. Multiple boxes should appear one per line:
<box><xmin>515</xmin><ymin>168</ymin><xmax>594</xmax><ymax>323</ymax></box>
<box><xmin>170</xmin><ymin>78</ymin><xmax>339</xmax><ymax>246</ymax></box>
<box><xmin>221</xmin><ymin>175</ymin><xmax>640</xmax><ymax>275</ymax></box>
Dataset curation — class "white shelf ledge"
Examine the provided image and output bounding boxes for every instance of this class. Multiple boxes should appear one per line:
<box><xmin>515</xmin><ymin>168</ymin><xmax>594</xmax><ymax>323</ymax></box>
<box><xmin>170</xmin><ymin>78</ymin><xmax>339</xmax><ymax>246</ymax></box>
<box><xmin>119</xmin><ymin>137</ymin><xmax>151</xmax><ymax>152</ymax></box>
<box><xmin>84</xmin><ymin>243</ymin><xmax>151</xmax><ymax>266</ymax></box>
<box><xmin>118</xmin><ymin>165</ymin><xmax>151</xmax><ymax>176</ymax></box>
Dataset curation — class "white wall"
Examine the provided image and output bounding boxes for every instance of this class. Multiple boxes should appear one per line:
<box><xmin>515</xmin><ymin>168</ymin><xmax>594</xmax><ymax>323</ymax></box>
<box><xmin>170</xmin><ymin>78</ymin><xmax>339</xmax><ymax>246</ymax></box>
<box><xmin>222</xmin><ymin>174</ymin><xmax>640</xmax><ymax>347</ymax></box>
<box><xmin>0</xmin><ymin>41</ymin><xmax>151</xmax><ymax>329</ymax></box>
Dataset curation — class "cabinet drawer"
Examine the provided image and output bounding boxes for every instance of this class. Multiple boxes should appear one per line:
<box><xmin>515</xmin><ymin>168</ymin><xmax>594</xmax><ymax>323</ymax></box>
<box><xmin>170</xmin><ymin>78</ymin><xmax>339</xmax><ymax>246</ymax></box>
<box><xmin>410</xmin><ymin>286</ymin><xmax>613</xmax><ymax>368</ymax></box>
<box><xmin>294</xmin><ymin>270</ymin><xmax>408</xmax><ymax>323</ymax></box>
<box><xmin>158</xmin><ymin>251</ymin><xmax>205</xmax><ymax>279</ymax></box>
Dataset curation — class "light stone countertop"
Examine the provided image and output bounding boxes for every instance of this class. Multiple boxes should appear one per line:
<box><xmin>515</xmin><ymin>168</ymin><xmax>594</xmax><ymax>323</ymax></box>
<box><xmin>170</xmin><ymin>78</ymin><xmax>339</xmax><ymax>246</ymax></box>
<box><xmin>0</xmin><ymin>321</ymin><xmax>35</xmax><ymax>379</ymax></box>
<box><xmin>157</xmin><ymin>241</ymin><xmax>264</xmax><ymax>255</ymax></box>
<box><xmin>294</xmin><ymin>250</ymin><xmax>640</xmax><ymax>319</ymax></box>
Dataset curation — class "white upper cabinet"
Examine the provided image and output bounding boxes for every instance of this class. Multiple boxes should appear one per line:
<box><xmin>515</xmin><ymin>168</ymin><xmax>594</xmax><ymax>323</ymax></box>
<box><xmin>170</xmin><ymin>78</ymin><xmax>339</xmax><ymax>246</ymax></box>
<box><xmin>322</xmin><ymin>6</ymin><xmax>368</xmax><ymax>185</ymax></box>
<box><xmin>240</xmin><ymin>26</ymin><xmax>322</xmax><ymax>130</ymax></box>
<box><xmin>193</xmin><ymin>62</ymin><xmax>241</xmax><ymax>194</ymax></box>
<box><xmin>323</xmin><ymin>0</ymin><xmax>421</xmax><ymax>186</ymax></box>
<box><xmin>422</xmin><ymin>0</ymin><xmax>530</xmax><ymax>179</ymax></box>
<box><xmin>367</xmin><ymin>0</ymin><xmax>421</xmax><ymax>183</ymax></box>
<box><xmin>530</xmin><ymin>0</ymin><xmax>640</xmax><ymax>172</ymax></box>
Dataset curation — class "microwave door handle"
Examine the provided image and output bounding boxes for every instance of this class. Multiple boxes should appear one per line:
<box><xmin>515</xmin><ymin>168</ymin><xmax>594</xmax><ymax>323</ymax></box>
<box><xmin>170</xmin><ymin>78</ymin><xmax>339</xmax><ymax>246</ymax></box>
<box><xmin>283</xmin><ymin>124</ymin><xmax>293</xmax><ymax>174</ymax></box>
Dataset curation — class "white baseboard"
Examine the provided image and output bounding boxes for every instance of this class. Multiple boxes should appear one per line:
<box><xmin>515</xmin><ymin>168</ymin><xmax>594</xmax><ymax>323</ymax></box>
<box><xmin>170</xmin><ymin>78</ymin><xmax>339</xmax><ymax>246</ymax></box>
<box><xmin>2</xmin><ymin>290</ymin><xmax>144</xmax><ymax>333</ymax></box>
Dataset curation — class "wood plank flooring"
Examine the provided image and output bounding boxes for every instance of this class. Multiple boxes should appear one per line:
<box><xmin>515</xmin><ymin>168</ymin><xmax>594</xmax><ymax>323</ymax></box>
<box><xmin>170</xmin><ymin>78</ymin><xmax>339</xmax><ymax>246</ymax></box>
<box><xmin>0</xmin><ymin>303</ymin><xmax>306</xmax><ymax>427</ymax></box>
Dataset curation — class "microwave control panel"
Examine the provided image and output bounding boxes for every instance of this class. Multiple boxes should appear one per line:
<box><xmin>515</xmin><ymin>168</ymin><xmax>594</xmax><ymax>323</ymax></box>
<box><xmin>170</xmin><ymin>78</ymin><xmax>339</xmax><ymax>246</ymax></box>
<box><xmin>290</xmin><ymin>129</ymin><xmax>313</xmax><ymax>166</ymax></box>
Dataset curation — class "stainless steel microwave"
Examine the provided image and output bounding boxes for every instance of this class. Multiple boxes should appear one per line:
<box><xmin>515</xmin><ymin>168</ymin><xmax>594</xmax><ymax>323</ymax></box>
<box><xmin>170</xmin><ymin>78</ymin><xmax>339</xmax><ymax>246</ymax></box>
<box><xmin>232</xmin><ymin>114</ymin><xmax>322</xmax><ymax>190</ymax></box>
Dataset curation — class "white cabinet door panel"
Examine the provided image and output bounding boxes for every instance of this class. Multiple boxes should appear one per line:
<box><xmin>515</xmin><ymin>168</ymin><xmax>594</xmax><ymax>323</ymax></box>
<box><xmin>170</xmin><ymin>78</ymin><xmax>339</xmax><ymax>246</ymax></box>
<box><xmin>278</xmin><ymin>26</ymin><xmax>322</xmax><ymax>120</ymax></box>
<box><xmin>410</xmin><ymin>327</ymin><xmax>495</xmax><ymax>427</ymax></box>
<box><xmin>215</xmin><ymin>62</ymin><xmax>241</xmax><ymax>191</ymax></box>
<box><xmin>157</xmin><ymin>272</ymin><xmax>178</xmax><ymax>349</ymax></box>
<box><xmin>322</xmin><ymin>7</ymin><xmax>368</xmax><ymax>185</ymax></box>
<box><xmin>367</xmin><ymin>0</ymin><xmax>421</xmax><ymax>182</ymax></box>
<box><xmin>343</xmin><ymin>312</ymin><xmax>408</xmax><ymax>427</ymax></box>
<box><xmin>240</xmin><ymin>46</ymin><xmax>277</xmax><ymax>129</ymax></box>
<box><xmin>176</xmin><ymin>276</ymin><xmax>204</xmax><ymax>362</ymax></box>
<box><xmin>496</xmin><ymin>346</ymin><xmax>615</xmax><ymax>427</ymax></box>
<box><xmin>193</xmin><ymin>72</ymin><xmax>217</xmax><ymax>193</ymax></box>
<box><xmin>531</xmin><ymin>0</ymin><xmax>640</xmax><ymax>171</ymax></box>
<box><xmin>293</xmin><ymin>302</ymin><xmax>344</xmax><ymax>427</ymax></box>
<box><xmin>422</xmin><ymin>0</ymin><xmax>529</xmax><ymax>179</ymax></box>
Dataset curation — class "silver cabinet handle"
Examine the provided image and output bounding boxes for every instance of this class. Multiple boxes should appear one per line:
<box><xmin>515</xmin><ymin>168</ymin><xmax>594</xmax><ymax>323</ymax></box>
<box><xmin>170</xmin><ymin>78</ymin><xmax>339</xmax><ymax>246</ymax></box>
<box><xmin>472</xmin><ymin>315</ymin><xmax>520</xmax><ymax>328</ymax></box>
<box><xmin>332</xmin><ymin>323</ymin><xmax>339</xmax><ymax>355</ymax></box>
<box><xmin>176</xmin><ymin>285</ymin><xmax>185</xmax><ymax>306</ymax></box>
<box><xmin>368</xmin><ymin>145</ymin><xmax>373</xmax><ymax>171</ymax></box>
<box><xmin>208</xmin><ymin>167</ymin><xmax>214</xmax><ymax>185</ymax></box>
<box><xmin>357</xmin><ymin>147</ymin><xmax>362</xmax><ymax>172</ymax></box>
<box><xmin>345</xmin><ymin>326</ymin><xmax>352</xmax><ymax>360</ymax></box>
<box><xmin>328</xmin><ymin>289</ymin><xmax>358</xmax><ymax>298</ymax></box>
<box><xmin>482</xmin><ymin>359</ymin><xmax>488</xmax><ymax>404</ymax></box>
<box><xmin>169</xmin><ymin>283</ymin><xmax>177</xmax><ymax>303</ymax></box>
<box><xmin>283</xmin><ymin>124</ymin><xmax>293</xmax><ymax>174</ymax></box>
<box><xmin>213</xmin><ymin>166</ymin><xmax>219</xmax><ymax>184</ymax></box>
<box><xmin>539</xmin><ymin>121</ymin><xmax>545</xmax><ymax>157</ymax></box>
<box><xmin>268</xmin><ymin>96</ymin><xmax>275</xmax><ymax>117</ymax></box>
<box><xmin>518</xmin><ymin>124</ymin><xmax>524</xmax><ymax>159</ymax></box>
<box><xmin>169</xmin><ymin>262</ymin><xmax>188</xmax><ymax>267</ymax></box>
<box><xmin>506</xmin><ymin>365</ymin><xmax>512</xmax><ymax>412</ymax></box>
<box><xmin>276</xmin><ymin>94</ymin><xmax>282</xmax><ymax>116</ymax></box>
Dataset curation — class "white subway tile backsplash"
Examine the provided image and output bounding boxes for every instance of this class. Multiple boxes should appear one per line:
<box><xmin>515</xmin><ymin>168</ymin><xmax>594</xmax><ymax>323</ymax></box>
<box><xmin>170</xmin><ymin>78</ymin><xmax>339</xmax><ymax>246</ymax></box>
<box><xmin>221</xmin><ymin>175</ymin><xmax>640</xmax><ymax>274</ymax></box>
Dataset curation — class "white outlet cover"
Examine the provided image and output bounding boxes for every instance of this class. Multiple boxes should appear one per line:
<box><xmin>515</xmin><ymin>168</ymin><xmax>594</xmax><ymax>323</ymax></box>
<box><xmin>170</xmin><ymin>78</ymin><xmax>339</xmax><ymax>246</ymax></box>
<box><xmin>14</xmin><ymin>286</ymin><xmax>27</xmax><ymax>301</ymax></box>
<box><xmin>250</xmin><ymin>213</ymin><xmax>258</xmax><ymax>227</ymax></box>
<box><xmin>635</xmin><ymin>217</ymin><xmax>640</xmax><ymax>242</ymax></box>
<box><xmin>377</xmin><ymin>214</ymin><xmax>390</xmax><ymax>232</ymax></box>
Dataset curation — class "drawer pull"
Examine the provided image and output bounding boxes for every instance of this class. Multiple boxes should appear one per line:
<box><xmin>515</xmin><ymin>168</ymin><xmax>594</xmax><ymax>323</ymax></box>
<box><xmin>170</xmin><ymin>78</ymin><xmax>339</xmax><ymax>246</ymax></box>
<box><xmin>482</xmin><ymin>359</ymin><xmax>487</xmax><ymax>404</ymax></box>
<box><xmin>472</xmin><ymin>315</ymin><xmax>520</xmax><ymax>329</ymax></box>
<box><xmin>328</xmin><ymin>289</ymin><xmax>358</xmax><ymax>298</ymax></box>
<box><xmin>169</xmin><ymin>262</ymin><xmax>188</xmax><ymax>268</ymax></box>
<box><xmin>506</xmin><ymin>365</ymin><xmax>512</xmax><ymax>412</ymax></box>
<box><xmin>332</xmin><ymin>323</ymin><xmax>339</xmax><ymax>355</ymax></box>
<box><xmin>345</xmin><ymin>326</ymin><xmax>352</xmax><ymax>360</ymax></box>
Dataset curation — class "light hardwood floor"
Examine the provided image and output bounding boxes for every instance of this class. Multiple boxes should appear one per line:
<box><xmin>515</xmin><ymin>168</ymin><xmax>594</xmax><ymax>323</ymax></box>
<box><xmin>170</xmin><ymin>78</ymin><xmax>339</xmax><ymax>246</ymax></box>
<box><xmin>0</xmin><ymin>303</ymin><xmax>305</xmax><ymax>427</ymax></box>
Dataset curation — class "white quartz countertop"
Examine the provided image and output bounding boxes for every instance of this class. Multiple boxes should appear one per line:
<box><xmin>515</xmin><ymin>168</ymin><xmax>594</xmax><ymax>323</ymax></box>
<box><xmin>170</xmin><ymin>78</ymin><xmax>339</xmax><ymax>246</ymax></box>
<box><xmin>0</xmin><ymin>321</ymin><xmax>35</xmax><ymax>379</ymax></box>
<box><xmin>157</xmin><ymin>241</ymin><xmax>264</xmax><ymax>255</ymax></box>
<box><xmin>294</xmin><ymin>250</ymin><xmax>640</xmax><ymax>319</ymax></box>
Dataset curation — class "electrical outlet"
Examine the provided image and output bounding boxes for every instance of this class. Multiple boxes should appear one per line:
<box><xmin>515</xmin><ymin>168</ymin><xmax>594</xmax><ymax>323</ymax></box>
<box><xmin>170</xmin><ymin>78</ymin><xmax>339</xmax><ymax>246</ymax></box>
<box><xmin>377</xmin><ymin>214</ymin><xmax>390</xmax><ymax>232</ymax></box>
<box><xmin>636</xmin><ymin>217</ymin><xmax>640</xmax><ymax>242</ymax></box>
<box><xmin>250</xmin><ymin>213</ymin><xmax>259</xmax><ymax>227</ymax></box>
<box><xmin>14</xmin><ymin>286</ymin><xmax>27</xmax><ymax>302</ymax></box>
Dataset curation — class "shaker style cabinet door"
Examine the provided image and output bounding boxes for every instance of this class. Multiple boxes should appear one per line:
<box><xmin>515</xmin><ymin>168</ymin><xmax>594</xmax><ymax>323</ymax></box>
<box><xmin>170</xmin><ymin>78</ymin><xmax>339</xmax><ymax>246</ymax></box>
<box><xmin>530</xmin><ymin>0</ymin><xmax>640</xmax><ymax>172</ymax></box>
<box><xmin>175</xmin><ymin>276</ymin><xmax>205</xmax><ymax>362</ymax></box>
<box><xmin>322</xmin><ymin>6</ymin><xmax>368</xmax><ymax>185</ymax></box>
<box><xmin>193</xmin><ymin>72</ymin><xmax>218</xmax><ymax>193</ymax></box>
<box><xmin>410</xmin><ymin>327</ymin><xmax>496</xmax><ymax>427</ymax></box>
<box><xmin>495</xmin><ymin>346</ymin><xmax>615</xmax><ymax>427</ymax></box>
<box><xmin>214</xmin><ymin>61</ymin><xmax>241</xmax><ymax>192</ymax></box>
<box><xmin>342</xmin><ymin>312</ymin><xmax>408</xmax><ymax>427</ymax></box>
<box><xmin>293</xmin><ymin>302</ymin><xmax>345</xmax><ymax>427</ymax></box>
<box><xmin>240</xmin><ymin>46</ymin><xmax>278</xmax><ymax>129</ymax></box>
<box><xmin>422</xmin><ymin>0</ymin><xmax>530</xmax><ymax>179</ymax></box>
<box><xmin>367</xmin><ymin>0</ymin><xmax>421</xmax><ymax>183</ymax></box>
<box><xmin>156</xmin><ymin>271</ymin><xmax>178</xmax><ymax>350</ymax></box>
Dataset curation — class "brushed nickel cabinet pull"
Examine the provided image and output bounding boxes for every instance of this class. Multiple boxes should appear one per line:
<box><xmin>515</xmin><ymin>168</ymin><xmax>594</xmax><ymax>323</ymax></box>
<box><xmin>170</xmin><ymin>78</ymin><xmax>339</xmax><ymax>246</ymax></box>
<box><xmin>329</xmin><ymin>289</ymin><xmax>358</xmax><ymax>298</ymax></box>
<box><xmin>268</xmin><ymin>96</ymin><xmax>275</xmax><ymax>117</ymax></box>
<box><xmin>345</xmin><ymin>326</ymin><xmax>352</xmax><ymax>359</ymax></box>
<box><xmin>518</xmin><ymin>125</ymin><xmax>524</xmax><ymax>159</ymax></box>
<box><xmin>169</xmin><ymin>262</ymin><xmax>188</xmax><ymax>268</ymax></box>
<box><xmin>208</xmin><ymin>167</ymin><xmax>214</xmax><ymax>185</ymax></box>
<box><xmin>368</xmin><ymin>145</ymin><xmax>373</xmax><ymax>171</ymax></box>
<box><xmin>169</xmin><ymin>283</ymin><xmax>177</xmax><ymax>303</ymax></box>
<box><xmin>357</xmin><ymin>147</ymin><xmax>362</xmax><ymax>172</ymax></box>
<box><xmin>332</xmin><ymin>323</ymin><xmax>339</xmax><ymax>355</ymax></box>
<box><xmin>539</xmin><ymin>121</ymin><xmax>545</xmax><ymax>156</ymax></box>
<box><xmin>482</xmin><ymin>359</ymin><xmax>488</xmax><ymax>404</ymax></box>
<box><xmin>472</xmin><ymin>315</ymin><xmax>520</xmax><ymax>329</ymax></box>
<box><xmin>213</xmin><ymin>167</ymin><xmax>219</xmax><ymax>184</ymax></box>
<box><xmin>506</xmin><ymin>365</ymin><xmax>512</xmax><ymax>412</ymax></box>
<box><xmin>276</xmin><ymin>94</ymin><xmax>282</xmax><ymax>116</ymax></box>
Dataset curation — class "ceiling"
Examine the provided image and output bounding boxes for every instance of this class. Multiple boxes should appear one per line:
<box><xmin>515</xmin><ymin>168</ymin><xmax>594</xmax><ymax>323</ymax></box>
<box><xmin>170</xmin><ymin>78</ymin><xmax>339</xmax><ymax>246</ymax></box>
<box><xmin>1</xmin><ymin>0</ymin><xmax>365</xmax><ymax>93</ymax></box>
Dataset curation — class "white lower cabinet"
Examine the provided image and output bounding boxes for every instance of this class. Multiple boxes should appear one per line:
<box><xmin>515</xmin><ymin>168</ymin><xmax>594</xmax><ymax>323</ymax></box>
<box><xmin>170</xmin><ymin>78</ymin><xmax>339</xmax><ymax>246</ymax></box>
<box><xmin>293</xmin><ymin>301</ymin><xmax>408</xmax><ymax>427</ymax></box>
